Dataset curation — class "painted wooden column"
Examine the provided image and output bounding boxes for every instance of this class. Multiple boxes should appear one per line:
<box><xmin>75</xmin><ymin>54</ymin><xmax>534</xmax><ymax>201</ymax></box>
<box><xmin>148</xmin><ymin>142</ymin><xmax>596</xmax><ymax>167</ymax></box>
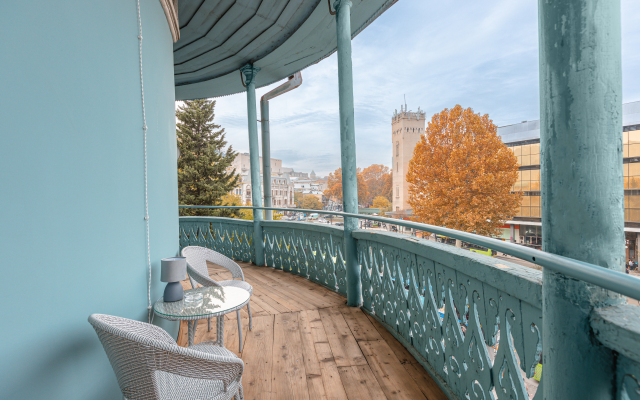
<box><xmin>334</xmin><ymin>0</ymin><xmax>361</xmax><ymax>307</ymax></box>
<box><xmin>261</xmin><ymin>100</ymin><xmax>273</xmax><ymax>221</ymax></box>
<box><xmin>538</xmin><ymin>0</ymin><xmax>623</xmax><ymax>397</ymax></box>
<box><xmin>240</xmin><ymin>64</ymin><xmax>265</xmax><ymax>266</ymax></box>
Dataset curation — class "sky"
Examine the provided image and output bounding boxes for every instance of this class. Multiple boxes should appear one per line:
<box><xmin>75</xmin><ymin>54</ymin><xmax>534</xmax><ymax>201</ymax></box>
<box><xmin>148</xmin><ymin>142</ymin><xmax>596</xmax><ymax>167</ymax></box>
<box><xmin>189</xmin><ymin>0</ymin><xmax>640</xmax><ymax>177</ymax></box>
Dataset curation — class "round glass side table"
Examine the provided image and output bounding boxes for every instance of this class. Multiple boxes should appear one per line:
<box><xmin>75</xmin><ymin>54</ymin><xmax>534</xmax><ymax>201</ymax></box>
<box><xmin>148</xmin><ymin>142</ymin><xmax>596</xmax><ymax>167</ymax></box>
<box><xmin>153</xmin><ymin>286</ymin><xmax>250</xmax><ymax>347</ymax></box>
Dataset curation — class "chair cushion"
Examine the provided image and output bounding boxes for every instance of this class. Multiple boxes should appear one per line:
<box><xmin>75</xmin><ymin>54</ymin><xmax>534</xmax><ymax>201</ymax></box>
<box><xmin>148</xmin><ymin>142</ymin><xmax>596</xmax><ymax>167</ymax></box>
<box><xmin>218</xmin><ymin>279</ymin><xmax>253</xmax><ymax>294</ymax></box>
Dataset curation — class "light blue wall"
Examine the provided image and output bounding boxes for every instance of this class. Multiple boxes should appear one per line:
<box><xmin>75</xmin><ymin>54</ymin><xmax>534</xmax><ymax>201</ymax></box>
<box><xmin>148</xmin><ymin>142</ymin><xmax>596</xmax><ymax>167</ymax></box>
<box><xmin>0</xmin><ymin>1</ymin><xmax>178</xmax><ymax>399</ymax></box>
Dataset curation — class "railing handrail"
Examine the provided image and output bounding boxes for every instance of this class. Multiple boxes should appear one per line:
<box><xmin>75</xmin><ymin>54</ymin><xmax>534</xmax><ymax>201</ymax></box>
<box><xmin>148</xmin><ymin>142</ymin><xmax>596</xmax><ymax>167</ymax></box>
<box><xmin>179</xmin><ymin>205</ymin><xmax>640</xmax><ymax>301</ymax></box>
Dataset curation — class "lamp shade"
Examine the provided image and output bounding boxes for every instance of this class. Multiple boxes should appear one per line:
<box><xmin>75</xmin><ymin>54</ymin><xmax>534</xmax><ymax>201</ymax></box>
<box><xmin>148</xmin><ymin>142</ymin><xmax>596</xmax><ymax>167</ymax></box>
<box><xmin>161</xmin><ymin>257</ymin><xmax>187</xmax><ymax>282</ymax></box>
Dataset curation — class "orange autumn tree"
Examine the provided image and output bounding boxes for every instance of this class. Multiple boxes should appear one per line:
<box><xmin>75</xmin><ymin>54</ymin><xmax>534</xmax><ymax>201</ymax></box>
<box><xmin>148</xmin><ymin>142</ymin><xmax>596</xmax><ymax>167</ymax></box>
<box><xmin>324</xmin><ymin>167</ymin><xmax>368</xmax><ymax>203</ymax></box>
<box><xmin>361</xmin><ymin>164</ymin><xmax>393</xmax><ymax>205</ymax></box>
<box><xmin>407</xmin><ymin>105</ymin><xmax>520</xmax><ymax>240</ymax></box>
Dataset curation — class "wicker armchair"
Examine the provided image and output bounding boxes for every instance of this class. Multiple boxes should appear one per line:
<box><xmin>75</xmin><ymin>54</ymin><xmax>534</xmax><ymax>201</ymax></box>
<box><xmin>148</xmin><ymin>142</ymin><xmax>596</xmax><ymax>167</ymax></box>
<box><xmin>181</xmin><ymin>246</ymin><xmax>253</xmax><ymax>351</ymax></box>
<box><xmin>88</xmin><ymin>314</ymin><xmax>244</xmax><ymax>400</ymax></box>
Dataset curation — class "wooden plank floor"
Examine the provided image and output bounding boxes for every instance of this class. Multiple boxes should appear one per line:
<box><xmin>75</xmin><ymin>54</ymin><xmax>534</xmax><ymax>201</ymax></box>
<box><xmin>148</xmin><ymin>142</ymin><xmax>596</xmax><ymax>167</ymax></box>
<box><xmin>178</xmin><ymin>261</ymin><xmax>448</xmax><ymax>400</ymax></box>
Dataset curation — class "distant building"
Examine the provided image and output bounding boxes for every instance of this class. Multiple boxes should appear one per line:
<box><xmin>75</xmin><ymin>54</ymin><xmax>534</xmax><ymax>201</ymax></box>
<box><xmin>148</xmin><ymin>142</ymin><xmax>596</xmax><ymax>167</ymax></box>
<box><xmin>230</xmin><ymin>153</ymin><xmax>294</xmax><ymax>207</ymax></box>
<box><xmin>499</xmin><ymin>100</ymin><xmax>640</xmax><ymax>256</ymax></box>
<box><xmin>231</xmin><ymin>153</ymin><xmax>282</xmax><ymax>176</ymax></box>
<box><xmin>234</xmin><ymin>174</ymin><xmax>295</xmax><ymax>207</ymax></box>
<box><xmin>231</xmin><ymin>158</ymin><xmax>323</xmax><ymax>208</ymax></box>
<box><xmin>293</xmin><ymin>180</ymin><xmax>325</xmax><ymax>192</ymax></box>
<box><xmin>389</xmin><ymin>104</ymin><xmax>426</xmax><ymax>217</ymax></box>
<box><xmin>288</xmin><ymin>170</ymin><xmax>309</xmax><ymax>179</ymax></box>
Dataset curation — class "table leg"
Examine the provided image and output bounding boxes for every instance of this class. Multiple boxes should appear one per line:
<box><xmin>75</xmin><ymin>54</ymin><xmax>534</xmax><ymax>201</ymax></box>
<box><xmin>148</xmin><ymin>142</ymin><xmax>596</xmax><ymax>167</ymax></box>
<box><xmin>237</xmin><ymin>310</ymin><xmax>243</xmax><ymax>352</ymax></box>
<box><xmin>217</xmin><ymin>316</ymin><xmax>224</xmax><ymax>347</ymax></box>
<box><xmin>188</xmin><ymin>320</ymin><xmax>198</xmax><ymax>347</ymax></box>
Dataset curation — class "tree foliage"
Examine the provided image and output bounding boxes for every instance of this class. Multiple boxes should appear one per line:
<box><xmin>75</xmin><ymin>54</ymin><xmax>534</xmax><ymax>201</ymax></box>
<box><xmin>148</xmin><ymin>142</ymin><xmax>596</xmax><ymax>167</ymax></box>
<box><xmin>323</xmin><ymin>168</ymin><xmax>367</xmax><ymax>203</ymax></box>
<box><xmin>294</xmin><ymin>192</ymin><xmax>304</xmax><ymax>208</ymax></box>
<box><xmin>301</xmin><ymin>194</ymin><xmax>323</xmax><ymax>210</ymax></box>
<box><xmin>372</xmin><ymin>196</ymin><xmax>392</xmax><ymax>213</ymax></box>
<box><xmin>361</xmin><ymin>164</ymin><xmax>392</xmax><ymax>204</ymax></box>
<box><xmin>407</xmin><ymin>105</ymin><xmax>521</xmax><ymax>237</ymax></box>
<box><xmin>177</xmin><ymin>99</ymin><xmax>240</xmax><ymax>217</ymax></box>
<box><xmin>219</xmin><ymin>193</ymin><xmax>250</xmax><ymax>219</ymax></box>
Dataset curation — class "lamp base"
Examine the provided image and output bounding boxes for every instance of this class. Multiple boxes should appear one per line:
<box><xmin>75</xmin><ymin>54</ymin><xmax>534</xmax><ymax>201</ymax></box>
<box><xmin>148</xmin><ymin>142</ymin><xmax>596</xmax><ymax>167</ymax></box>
<box><xmin>163</xmin><ymin>282</ymin><xmax>184</xmax><ymax>302</ymax></box>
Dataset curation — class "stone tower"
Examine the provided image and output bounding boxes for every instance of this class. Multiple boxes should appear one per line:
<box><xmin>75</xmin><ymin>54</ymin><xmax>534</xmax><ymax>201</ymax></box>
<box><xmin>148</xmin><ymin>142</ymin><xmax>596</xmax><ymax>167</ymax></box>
<box><xmin>391</xmin><ymin>104</ymin><xmax>426</xmax><ymax>215</ymax></box>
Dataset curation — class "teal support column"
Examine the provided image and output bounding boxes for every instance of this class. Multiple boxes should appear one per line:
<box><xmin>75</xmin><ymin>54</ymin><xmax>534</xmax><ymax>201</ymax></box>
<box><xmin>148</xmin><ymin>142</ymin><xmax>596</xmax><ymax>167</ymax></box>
<box><xmin>539</xmin><ymin>1</ymin><xmax>623</xmax><ymax>397</ymax></box>
<box><xmin>240</xmin><ymin>64</ymin><xmax>265</xmax><ymax>266</ymax></box>
<box><xmin>334</xmin><ymin>0</ymin><xmax>361</xmax><ymax>307</ymax></box>
<box><xmin>261</xmin><ymin>100</ymin><xmax>272</xmax><ymax>221</ymax></box>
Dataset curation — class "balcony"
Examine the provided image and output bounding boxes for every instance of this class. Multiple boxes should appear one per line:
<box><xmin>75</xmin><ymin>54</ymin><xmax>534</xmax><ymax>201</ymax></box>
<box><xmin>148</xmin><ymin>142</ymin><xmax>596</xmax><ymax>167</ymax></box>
<box><xmin>177</xmin><ymin>214</ymin><xmax>640</xmax><ymax>399</ymax></box>
<box><xmin>5</xmin><ymin>1</ymin><xmax>640</xmax><ymax>399</ymax></box>
<box><xmin>177</xmin><ymin>256</ymin><xmax>448</xmax><ymax>399</ymax></box>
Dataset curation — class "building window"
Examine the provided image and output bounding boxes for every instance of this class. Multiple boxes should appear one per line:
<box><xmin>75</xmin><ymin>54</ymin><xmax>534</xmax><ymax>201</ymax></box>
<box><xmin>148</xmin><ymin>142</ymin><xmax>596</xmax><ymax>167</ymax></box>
<box><xmin>396</xmin><ymin>141</ymin><xmax>399</xmax><ymax>157</ymax></box>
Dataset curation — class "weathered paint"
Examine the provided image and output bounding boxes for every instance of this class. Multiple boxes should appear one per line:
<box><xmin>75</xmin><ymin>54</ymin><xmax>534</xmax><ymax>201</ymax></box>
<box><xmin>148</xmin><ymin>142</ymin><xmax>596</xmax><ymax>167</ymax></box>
<box><xmin>538</xmin><ymin>0</ymin><xmax>624</xmax><ymax>397</ymax></box>
<box><xmin>334</xmin><ymin>0</ymin><xmax>361</xmax><ymax>307</ymax></box>
<box><xmin>591</xmin><ymin>304</ymin><xmax>640</xmax><ymax>362</ymax></box>
<box><xmin>0</xmin><ymin>1</ymin><xmax>177</xmax><ymax>398</ymax></box>
<box><xmin>591</xmin><ymin>304</ymin><xmax>640</xmax><ymax>399</ymax></box>
<box><xmin>240</xmin><ymin>64</ymin><xmax>265</xmax><ymax>266</ymax></box>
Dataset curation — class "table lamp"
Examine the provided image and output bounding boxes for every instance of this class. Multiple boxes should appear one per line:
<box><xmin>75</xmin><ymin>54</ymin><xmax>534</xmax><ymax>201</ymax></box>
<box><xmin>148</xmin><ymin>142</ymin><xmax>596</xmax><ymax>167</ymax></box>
<box><xmin>161</xmin><ymin>257</ymin><xmax>187</xmax><ymax>302</ymax></box>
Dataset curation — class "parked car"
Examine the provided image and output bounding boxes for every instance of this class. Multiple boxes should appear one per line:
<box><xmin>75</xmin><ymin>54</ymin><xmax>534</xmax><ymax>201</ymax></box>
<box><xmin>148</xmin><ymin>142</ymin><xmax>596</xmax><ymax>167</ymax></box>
<box><xmin>335</xmin><ymin>222</ymin><xmax>344</xmax><ymax>226</ymax></box>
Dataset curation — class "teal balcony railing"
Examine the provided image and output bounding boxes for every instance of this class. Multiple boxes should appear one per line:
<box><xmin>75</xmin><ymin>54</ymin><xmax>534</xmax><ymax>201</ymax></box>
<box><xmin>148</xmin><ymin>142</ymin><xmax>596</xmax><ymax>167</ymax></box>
<box><xmin>178</xmin><ymin>206</ymin><xmax>640</xmax><ymax>400</ymax></box>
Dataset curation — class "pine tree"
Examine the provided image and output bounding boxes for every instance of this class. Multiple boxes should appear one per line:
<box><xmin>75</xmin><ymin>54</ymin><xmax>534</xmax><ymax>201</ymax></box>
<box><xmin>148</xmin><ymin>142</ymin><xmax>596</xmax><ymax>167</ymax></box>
<box><xmin>177</xmin><ymin>99</ymin><xmax>240</xmax><ymax>217</ymax></box>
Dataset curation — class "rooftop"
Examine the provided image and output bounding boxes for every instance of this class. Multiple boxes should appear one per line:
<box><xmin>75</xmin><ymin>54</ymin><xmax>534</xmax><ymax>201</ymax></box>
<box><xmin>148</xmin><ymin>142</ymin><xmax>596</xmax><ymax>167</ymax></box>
<box><xmin>498</xmin><ymin>100</ymin><xmax>640</xmax><ymax>144</ymax></box>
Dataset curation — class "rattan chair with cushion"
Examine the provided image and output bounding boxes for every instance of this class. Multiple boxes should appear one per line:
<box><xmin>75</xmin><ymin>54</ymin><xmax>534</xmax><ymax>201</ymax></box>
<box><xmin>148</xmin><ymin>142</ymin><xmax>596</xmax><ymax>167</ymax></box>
<box><xmin>88</xmin><ymin>314</ymin><xmax>244</xmax><ymax>400</ymax></box>
<box><xmin>181</xmin><ymin>246</ymin><xmax>253</xmax><ymax>351</ymax></box>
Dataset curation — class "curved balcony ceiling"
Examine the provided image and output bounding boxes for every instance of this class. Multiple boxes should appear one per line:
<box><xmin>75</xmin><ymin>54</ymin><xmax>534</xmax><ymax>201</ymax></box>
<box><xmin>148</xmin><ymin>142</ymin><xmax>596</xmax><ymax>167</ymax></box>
<box><xmin>174</xmin><ymin>0</ymin><xmax>397</xmax><ymax>100</ymax></box>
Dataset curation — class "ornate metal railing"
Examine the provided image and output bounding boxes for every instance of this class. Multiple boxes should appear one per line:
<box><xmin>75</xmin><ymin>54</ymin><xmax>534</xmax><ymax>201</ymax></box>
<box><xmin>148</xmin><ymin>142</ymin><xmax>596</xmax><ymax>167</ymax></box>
<box><xmin>178</xmin><ymin>206</ymin><xmax>640</xmax><ymax>400</ymax></box>
<box><xmin>262</xmin><ymin>220</ymin><xmax>347</xmax><ymax>296</ymax></box>
<box><xmin>179</xmin><ymin>217</ymin><xmax>255</xmax><ymax>264</ymax></box>
<box><xmin>356</xmin><ymin>230</ymin><xmax>542</xmax><ymax>400</ymax></box>
<box><xmin>178</xmin><ymin>213</ymin><xmax>544</xmax><ymax>399</ymax></box>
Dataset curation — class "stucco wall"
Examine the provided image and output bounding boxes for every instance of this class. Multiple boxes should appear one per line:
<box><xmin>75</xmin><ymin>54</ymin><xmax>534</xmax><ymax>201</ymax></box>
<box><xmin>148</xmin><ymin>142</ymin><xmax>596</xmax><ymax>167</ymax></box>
<box><xmin>0</xmin><ymin>1</ymin><xmax>178</xmax><ymax>398</ymax></box>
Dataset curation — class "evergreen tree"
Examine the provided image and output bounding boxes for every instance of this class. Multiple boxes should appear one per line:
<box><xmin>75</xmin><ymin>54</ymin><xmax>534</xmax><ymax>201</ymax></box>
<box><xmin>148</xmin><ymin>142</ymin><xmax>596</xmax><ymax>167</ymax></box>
<box><xmin>177</xmin><ymin>99</ymin><xmax>240</xmax><ymax>217</ymax></box>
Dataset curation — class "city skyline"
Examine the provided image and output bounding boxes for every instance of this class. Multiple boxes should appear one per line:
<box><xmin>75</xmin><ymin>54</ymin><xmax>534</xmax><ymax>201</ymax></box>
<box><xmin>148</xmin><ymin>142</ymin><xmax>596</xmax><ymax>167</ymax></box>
<box><xmin>193</xmin><ymin>0</ymin><xmax>640</xmax><ymax>176</ymax></box>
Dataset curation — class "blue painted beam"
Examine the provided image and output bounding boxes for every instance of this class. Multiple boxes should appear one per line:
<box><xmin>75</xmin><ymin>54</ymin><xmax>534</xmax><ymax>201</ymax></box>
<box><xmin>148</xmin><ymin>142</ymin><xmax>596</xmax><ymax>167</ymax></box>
<box><xmin>334</xmin><ymin>0</ymin><xmax>361</xmax><ymax>307</ymax></box>
<box><xmin>240</xmin><ymin>64</ymin><xmax>265</xmax><ymax>266</ymax></box>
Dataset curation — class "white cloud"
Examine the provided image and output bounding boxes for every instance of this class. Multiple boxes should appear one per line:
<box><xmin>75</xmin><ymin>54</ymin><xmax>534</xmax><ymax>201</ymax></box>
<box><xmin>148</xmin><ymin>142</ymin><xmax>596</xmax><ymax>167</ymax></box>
<box><xmin>196</xmin><ymin>0</ymin><xmax>640</xmax><ymax>176</ymax></box>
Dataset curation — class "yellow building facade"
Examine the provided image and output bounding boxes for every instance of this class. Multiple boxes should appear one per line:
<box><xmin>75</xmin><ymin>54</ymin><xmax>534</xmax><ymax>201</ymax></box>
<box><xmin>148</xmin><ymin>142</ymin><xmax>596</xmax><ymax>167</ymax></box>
<box><xmin>503</xmin><ymin>100</ymin><xmax>640</xmax><ymax>258</ymax></box>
